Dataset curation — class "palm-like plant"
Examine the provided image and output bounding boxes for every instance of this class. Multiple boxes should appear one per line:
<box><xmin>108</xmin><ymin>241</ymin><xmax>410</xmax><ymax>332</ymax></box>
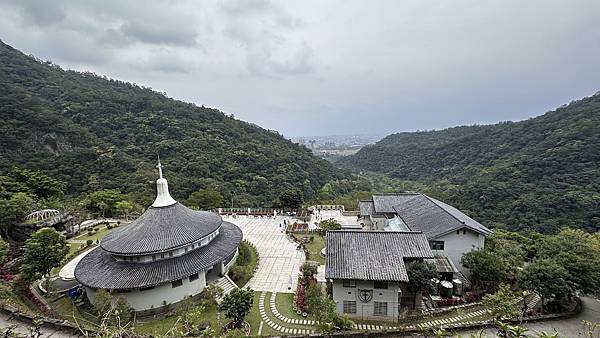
<box><xmin>535</xmin><ymin>330</ymin><xmax>560</xmax><ymax>338</ymax></box>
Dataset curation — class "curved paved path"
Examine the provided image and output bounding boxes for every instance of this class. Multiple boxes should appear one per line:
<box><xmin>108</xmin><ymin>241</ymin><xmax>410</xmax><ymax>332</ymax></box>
<box><xmin>223</xmin><ymin>216</ymin><xmax>304</xmax><ymax>293</ymax></box>
<box><xmin>457</xmin><ymin>296</ymin><xmax>600</xmax><ymax>337</ymax></box>
<box><xmin>0</xmin><ymin>312</ymin><xmax>78</xmax><ymax>337</ymax></box>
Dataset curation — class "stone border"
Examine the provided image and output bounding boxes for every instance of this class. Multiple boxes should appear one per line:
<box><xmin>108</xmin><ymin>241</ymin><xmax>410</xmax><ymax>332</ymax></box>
<box><xmin>258</xmin><ymin>292</ymin><xmax>314</xmax><ymax>335</ymax></box>
<box><xmin>0</xmin><ymin>302</ymin><xmax>93</xmax><ymax>336</ymax></box>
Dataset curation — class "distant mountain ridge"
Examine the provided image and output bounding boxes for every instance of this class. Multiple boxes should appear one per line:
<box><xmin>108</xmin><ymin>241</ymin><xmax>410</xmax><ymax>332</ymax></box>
<box><xmin>0</xmin><ymin>40</ymin><xmax>342</xmax><ymax>206</ymax></box>
<box><xmin>339</xmin><ymin>94</ymin><xmax>600</xmax><ymax>233</ymax></box>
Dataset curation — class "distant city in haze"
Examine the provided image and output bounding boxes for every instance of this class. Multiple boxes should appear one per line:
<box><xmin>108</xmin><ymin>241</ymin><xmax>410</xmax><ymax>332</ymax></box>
<box><xmin>290</xmin><ymin>133</ymin><xmax>384</xmax><ymax>161</ymax></box>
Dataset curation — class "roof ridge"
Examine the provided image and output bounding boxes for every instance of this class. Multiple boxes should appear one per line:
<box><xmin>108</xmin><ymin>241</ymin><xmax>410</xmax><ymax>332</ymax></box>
<box><xmin>329</xmin><ymin>230</ymin><xmax>423</xmax><ymax>234</ymax></box>
<box><xmin>373</xmin><ymin>192</ymin><xmax>419</xmax><ymax>196</ymax></box>
<box><xmin>422</xmin><ymin>194</ymin><xmax>467</xmax><ymax>227</ymax></box>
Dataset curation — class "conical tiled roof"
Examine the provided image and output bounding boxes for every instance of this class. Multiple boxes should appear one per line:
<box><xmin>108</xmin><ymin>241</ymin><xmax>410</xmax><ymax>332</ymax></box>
<box><xmin>101</xmin><ymin>202</ymin><xmax>223</xmax><ymax>255</ymax></box>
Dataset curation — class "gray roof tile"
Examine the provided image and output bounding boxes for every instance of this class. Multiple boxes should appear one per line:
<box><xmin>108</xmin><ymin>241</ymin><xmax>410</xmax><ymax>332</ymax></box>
<box><xmin>372</xmin><ymin>193</ymin><xmax>419</xmax><ymax>213</ymax></box>
<box><xmin>325</xmin><ymin>231</ymin><xmax>433</xmax><ymax>282</ymax></box>
<box><xmin>101</xmin><ymin>203</ymin><xmax>222</xmax><ymax>255</ymax></box>
<box><xmin>393</xmin><ymin>195</ymin><xmax>492</xmax><ymax>238</ymax></box>
<box><xmin>75</xmin><ymin>221</ymin><xmax>242</xmax><ymax>289</ymax></box>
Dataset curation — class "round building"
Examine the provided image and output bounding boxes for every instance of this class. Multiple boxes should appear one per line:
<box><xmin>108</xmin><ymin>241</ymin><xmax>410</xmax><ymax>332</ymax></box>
<box><xmin>74</xmin><ymin>161</ymin><xmax>242</xmax><ymax>311</ymax></box>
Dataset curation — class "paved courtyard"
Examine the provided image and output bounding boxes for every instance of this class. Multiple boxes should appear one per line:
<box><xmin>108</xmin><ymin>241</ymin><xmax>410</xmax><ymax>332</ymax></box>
<box><xmin>223</xmin><ymin>215</ymin><xmax>304</xmax><ymax>293</ymax></box>
<box><xmin>308</xmin><ymin>209</ymin><xmax>359</xmax><ymax>228</ymax></box>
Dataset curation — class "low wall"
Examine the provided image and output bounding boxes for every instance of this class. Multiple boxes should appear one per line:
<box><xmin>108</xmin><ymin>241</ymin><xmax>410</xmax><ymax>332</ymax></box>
<box><xmin>0</xmin><ymin>303</ymin><xmax>93</xmax><ymax>336</ymax></box>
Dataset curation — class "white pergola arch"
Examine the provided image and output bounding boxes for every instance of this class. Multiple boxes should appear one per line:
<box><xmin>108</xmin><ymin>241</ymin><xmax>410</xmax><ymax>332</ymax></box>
<box><xmin>25</xmin><ymin>209</ymin><xmax>60</xmax><ymax>222</ymax></box>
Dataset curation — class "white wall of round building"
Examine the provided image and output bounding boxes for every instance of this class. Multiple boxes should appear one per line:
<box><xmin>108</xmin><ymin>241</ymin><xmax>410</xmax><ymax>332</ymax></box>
<box><xmin>84</xmin><ymin>251</ymin><xmax>237</xmax><ymax>311</ymax></box>
<box><xmin>85</xmin><ymin>272</ymin><xmax>206</xmax><ymax>311</ymax></box>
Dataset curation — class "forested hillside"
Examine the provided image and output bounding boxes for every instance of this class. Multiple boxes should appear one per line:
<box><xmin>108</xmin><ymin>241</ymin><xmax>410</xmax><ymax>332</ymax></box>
<box><xmin>0</xmin><ymin>40</ymin><xmax>342</xmax><ymax>207</ymax></box>
<box><xmin>340</xmin><ymin>95</ymin><xmax>600</xmax><ymax>233</ymax></box>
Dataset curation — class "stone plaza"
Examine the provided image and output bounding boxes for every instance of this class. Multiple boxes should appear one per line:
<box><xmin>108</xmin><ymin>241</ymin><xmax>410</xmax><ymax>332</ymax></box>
<box><xmin>223</xmin><ymin>215</ymin><xmax>305</xmax><ymax>293</ymax></box>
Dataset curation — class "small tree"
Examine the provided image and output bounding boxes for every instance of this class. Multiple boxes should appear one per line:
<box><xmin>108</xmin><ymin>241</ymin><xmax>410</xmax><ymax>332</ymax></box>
<box><xmin>86</xmin><ymin>189</ymin><xmax>125</xmax><ymax>217</ymax></box>
<box><xmin>0</xmin><ymin>192</ymin><xmax>36</xmax><ymax>238</ymax></box>
<box><xmin>187</xmin><ymin>189</ymin><xmax>225</xmax><ymax>210</ymax></box>
<box><xmin>201</xmin><ymin>285</ymin><xmax>224</xmax><ymax>307</ymax></box>
<box><xmin>519</xmin><ymin>259</ymin><xmax>572</xmax><ymax>313</ymax></box>
<box><xmin>482</xmin><ymin>284</ymin><xmax>519</xmax><ymax>321</ymax></box>
<box><xmin>20</xmin><ymin>227</ymin><xmax>69</xmax><ymax>291</ymax></box>
<box><xmin>94</xmin><ymin>289</ymin><xmax>113</xmax><ymax>317</ymax></box>
<box><xmin>0</xmin><ymin>237</ymin><xmax>9</xmax><ymax>262</ymax></box>
<box><xmin>114</xmin><ymin>201</ymin><xmax>134</xmax><ymax>221</ymax></box>
<box><xmin>462</xmin><ymin>249</ymin><xmax>508</xmax><ymax>289</ymax></box>
<box><xmin>93</xmin><ymin>289</ymin><xmax>134</xmax><ymax>326</ymax></box>
<box><xmin>406</xmin><ymin>260</ymin><xmax>438</xmax><ymax>309</ymax></box>
<box><xmin>319</xmin><ymin>219</ymin><xmax>341</xmax><ymax>231</ymax></box>
<box><xmin>306</xmin><ymin>284</ymin><xmax>336</xmax><ymax>323</ymax></box>
<box><xmin>218</xmin><ymin>287</ymin><xmax>254</xmax><ymax>328</ymax></box>
<box><xmin>279</xmin><ymin>188</ymin><xmax>303</xmax><ymax>210</ymax></box>
<box><xmin>177</xmin><ymin>296</ymin><xmax>207</xmax><ymax>335</ymax></box>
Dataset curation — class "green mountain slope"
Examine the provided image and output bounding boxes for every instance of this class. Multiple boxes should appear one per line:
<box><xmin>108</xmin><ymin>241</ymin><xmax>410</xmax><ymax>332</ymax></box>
<box><xmin>339</xmin><ymin>95</ymin><xmax>600</xmax><ymax>233</ymax></box>
<box><xmin>0</xmin><ymin>40</ymin><xmax>342</xmax><ymax>206</ymax></box>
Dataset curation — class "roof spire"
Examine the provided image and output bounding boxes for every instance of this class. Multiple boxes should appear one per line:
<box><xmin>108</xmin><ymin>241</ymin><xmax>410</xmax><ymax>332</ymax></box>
<box><xmin>152</xmin><ymin>156</ymin><xmax>177</xmax><ymax>208</ymax></box>
<box><xmin>157</xmin><ymin>155</ymin><xmax>164</xmax><ymax>179</ymax></box>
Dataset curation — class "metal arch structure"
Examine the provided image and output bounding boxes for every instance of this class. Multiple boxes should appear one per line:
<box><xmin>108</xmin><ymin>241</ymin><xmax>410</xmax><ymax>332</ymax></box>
<box><xmin>25</xmin><ymin>209</ymin><xmax>60</xmax><ymax>222</ymax></box>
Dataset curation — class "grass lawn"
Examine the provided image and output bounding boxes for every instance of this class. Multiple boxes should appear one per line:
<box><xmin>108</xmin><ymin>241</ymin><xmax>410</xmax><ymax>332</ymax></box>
<box><xmin>134</xmin><ymin>292</ymin><xmax>270</xmax><ymax>337</ymax></box>
<box><xmin>67</xmin><ymin>242</ymin><xmax>88</xmax><ymax>256</ymax></box>
<box><xmin>263</xmin><ymin>292</ymin><xmax>313</xmax><ymax>331</ymax></box>
<box><xmin>0</xmin><ymin>283</ymin><xmax>36</xmax><ymax>314</ymax></box>
<box><xmin>292</xmin><ymin>233</ymin><xmax>325</xmax><ymax>264</ymax></box>
<box><xmin>275</xmin><ymin>292</ymin><xmax>306</xmax><ymax>320</ymax></box>
<box><xmin>73</xmin><ymin>226</ymin><xmax>112</xmax><ymax>242</ymax></box>
<box><xmin>228</xmin><ymin>240</ymin><xmax>259</xmax><ymax>287</ymax></box>
<box><xmin>50</xmin><ymin>296</ymin><xmax>98</xmax><ymax>329</ymax></box>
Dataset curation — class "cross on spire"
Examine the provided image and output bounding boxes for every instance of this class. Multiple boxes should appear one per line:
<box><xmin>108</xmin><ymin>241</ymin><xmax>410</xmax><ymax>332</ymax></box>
<box><xmin>157</xmin><ymin>155</ymin><xmax>164</xmax><ymax>179</ymax></box>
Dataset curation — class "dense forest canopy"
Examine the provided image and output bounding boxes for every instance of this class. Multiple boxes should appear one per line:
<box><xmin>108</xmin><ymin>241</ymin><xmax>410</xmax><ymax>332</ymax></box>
<box><xmin>339</xmin><ymin>94</ymin><xmax>600</xmax><ymax>233</ymax></box>
<box><xmin>0</xmin><ymin>40</ymin><xmax>343</xmax><ymax>208</ymax></box>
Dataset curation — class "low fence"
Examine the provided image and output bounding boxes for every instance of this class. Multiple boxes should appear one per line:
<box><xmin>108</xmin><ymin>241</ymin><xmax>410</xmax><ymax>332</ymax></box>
<box><xmin>311</xmin><ymin>205</ymin><xmax>345</xmax><ymax>211</ymax></box>
<box><xmin>216</xmin><ymin>208</ymin><xmax>284</xmax><ymax>216</ymax></box>
<box><xmin>342</xmin><ymin>211</ymin><xmax>360</xmax><ymax>216</ymax></box>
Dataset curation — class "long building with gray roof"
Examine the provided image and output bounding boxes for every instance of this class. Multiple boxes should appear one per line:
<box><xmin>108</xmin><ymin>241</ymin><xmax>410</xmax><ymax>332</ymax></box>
<box><xmin>358</xmin><ymin>193</ymin><xmax>491</xmax><ymax>276</ymax></box>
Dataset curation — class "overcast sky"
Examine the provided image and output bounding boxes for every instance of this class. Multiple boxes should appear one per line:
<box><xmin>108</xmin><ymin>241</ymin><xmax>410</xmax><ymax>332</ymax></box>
<box><xmin>1</xmin><ymin>0</ymin><xmax>599</xmax><ymax>137</ymax></box>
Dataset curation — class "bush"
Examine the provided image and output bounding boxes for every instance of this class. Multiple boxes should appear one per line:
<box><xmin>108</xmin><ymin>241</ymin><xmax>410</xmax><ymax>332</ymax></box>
<box><xmin>229</xmin><ymin>266</ymin><xmax>248</xmax><ymax>284</ymax></box>
<box><xmin>319</xmin><ymin>219</ymin><xmax>341</xmax><ymax>231</ymax></box>
<box><xmin>302</xmin><ymin>262</ymin><xmax>318</xmax><ymax>278</ymax></box>
<box><xmin>436</xmin><ymin>298</ymin><xmax>465</xmax><ymax>307</ymax></box>
<box><xmin>201</xmin><ymin>285</ymin><xmax>223</xmax><ymax>307</ymax></box>
<box><xmin>464</xmin><ymin>291</ymin><xmax>482</xmax><ymax>303</ymax></box>
<box><xmin>228</xmin><ymin>241</ymin><xmax>258</xmax><ymax>287</ymax></box>
<box><xmin>86</xmin><ymin>239</ymin><xmax>93</xmax><ymax>246</ymax></box>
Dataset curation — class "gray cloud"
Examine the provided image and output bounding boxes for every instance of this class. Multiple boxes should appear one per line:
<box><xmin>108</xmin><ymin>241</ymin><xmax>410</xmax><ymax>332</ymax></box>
<box><xmin>10</xmin><ymin>0</ymin><xmax>66</xmax><ymax>26</ymax></box>
<box><xmin>119</xmin><ymin>21</ymin><xmax>198</xmax><ymax>47</ymax></box>
<box><xmin>0</xmin><ymin>0</ymin><xmax>599</xmax><ymax>136</ymax></box>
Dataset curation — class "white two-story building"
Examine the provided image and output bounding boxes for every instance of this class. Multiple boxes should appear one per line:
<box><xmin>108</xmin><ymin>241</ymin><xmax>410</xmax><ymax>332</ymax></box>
<box><xmin>325</xmin><ymin>231</ymin><xmax>434</xmax><ymax>321</ymax></box>
<box><xmin>358</xmin><ymin>193</ymin><xmax>492</xmax><ymax>278</ymax></box>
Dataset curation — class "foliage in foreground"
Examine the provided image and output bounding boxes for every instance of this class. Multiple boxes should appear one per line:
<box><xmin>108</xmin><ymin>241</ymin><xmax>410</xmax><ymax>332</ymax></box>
<box><xmin>218</xmin><ymin>287</ymin><xmax>254</xmax><ymax>328</ymax></box>
<box><xmin>20</xmin><ymin>227</ymin><xmax>69</xmax><ymax>289</ymax></box>
<box><xmin>482</xmin><ymin>284</ymin><xmax>520</xmax><ymax>321</ymax></box>
<box><xmin>228</xmin><ymin>240</ymin><xmax>258</xmax><ymax>287</ymax></box>
<box><xmin>462</xmin><ymin>229</ymin><xmax>600</xmax><ymax>301</ymax></box>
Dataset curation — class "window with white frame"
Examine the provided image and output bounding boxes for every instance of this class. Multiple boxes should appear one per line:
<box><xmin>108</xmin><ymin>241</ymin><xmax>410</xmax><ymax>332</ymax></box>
<box><xmin>374</xmin><ymin>301</ymin><xmax>388</xmax><ymax>316</ymax></box>
<box><xmin>343</xmin><ymin>301</ymin><xmax>357</xmax><ymax>314</ymax></box>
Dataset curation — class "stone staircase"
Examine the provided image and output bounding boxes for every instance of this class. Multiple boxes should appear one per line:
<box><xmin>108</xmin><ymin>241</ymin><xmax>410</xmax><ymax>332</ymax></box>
<box><xmin>214</xmin><ymin>276</ymin><xmax>238</xmax><ymax>303</ymax></box>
